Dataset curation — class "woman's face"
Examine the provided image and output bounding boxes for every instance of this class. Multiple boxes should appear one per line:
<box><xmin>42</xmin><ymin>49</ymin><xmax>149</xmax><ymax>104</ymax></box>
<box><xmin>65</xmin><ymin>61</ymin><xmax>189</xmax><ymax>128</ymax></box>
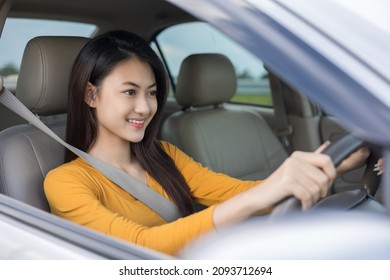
<box><xmin>87</xmin><ymin>57</ymin><xmax>158</xmax><ymax>145</ymax></box>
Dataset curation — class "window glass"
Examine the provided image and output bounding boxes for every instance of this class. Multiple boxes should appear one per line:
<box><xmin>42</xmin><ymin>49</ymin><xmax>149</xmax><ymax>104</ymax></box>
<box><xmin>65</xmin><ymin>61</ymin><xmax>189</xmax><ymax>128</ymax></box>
<box><xmin>0</xmin><ymin>18</ymin><xmax>96</xmax><ymax>90</ymax></box>
<box><xmin>153</xmin><ymin>22</ymin><xmax>272</xmax><ymax>106</ymax></box>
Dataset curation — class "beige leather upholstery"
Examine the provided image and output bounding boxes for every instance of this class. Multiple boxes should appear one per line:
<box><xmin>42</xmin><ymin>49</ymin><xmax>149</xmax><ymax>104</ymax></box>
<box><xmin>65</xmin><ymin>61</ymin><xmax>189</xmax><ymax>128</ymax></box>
<box><xmin>0</xmin><ymin>76</ymin><xmax>26</xmax><ymax>131</ymax></box>
<box><xmin>162</xmin><ymin>53</ymin><xmax>288</xmax><ymax>180</ymax></box>
<box><xmin>0</xmin><ymin>36</ymin><xmax>88</xmax><ymax>210</ymax></box>
<box><xmin>175</xmin><ymin>53</ymin><xmax>236</xmax><ymax>108</ymax></box>
<box><xmin>0</xmin><ymin>102</ymin><xmax>26</xmax><ymax>131</ymax></box>
<box><xmin>17</xmin><ymin>36</ymin><xmax>88</xmax><ymax>116</ymax></box>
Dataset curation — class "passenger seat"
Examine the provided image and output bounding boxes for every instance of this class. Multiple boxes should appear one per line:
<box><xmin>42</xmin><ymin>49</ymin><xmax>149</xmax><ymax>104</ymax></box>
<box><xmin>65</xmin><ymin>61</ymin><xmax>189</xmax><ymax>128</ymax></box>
<box><xmin>0</xmin><ymin>36</ymin><xmax>88</xmax><ymax>211</ymax></box>
<box><xmin>161</xmin><ymin>53</ymin><xmax>288</xmax><ymax>180</ymax></box>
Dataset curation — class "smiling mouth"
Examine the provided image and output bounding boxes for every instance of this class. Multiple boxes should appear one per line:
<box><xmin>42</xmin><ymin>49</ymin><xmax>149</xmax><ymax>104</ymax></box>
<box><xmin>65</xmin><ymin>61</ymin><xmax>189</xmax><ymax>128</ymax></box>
<box><xmin>128</xmin><ymin>119</ymin><xmax>145</xmax><ymax>125</ymax></box>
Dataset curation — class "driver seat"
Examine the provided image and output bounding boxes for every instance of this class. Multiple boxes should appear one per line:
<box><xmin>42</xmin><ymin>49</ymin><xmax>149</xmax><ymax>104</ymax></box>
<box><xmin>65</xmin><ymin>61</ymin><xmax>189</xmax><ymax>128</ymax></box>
<box><xmin>0</xmin><ymin>36</ymin><xmax>88</xmax><ymax>211</ymax></box>
<box><xmin>161</xmin><ymin>53</ymin><xmax>288</xmax><ymax>180</ymax></box>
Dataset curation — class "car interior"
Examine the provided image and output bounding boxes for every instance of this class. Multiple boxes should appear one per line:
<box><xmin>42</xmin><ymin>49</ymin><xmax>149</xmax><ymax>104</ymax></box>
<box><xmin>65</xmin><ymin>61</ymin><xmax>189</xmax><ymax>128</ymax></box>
<box><xmin>0</xmin><ymin>0</ymin><xmax>385</xmax><ymax>256</ymax></box>
<box><xmin>161</xmin><ymin>53</ymin><xmax>288</xmax><ymax>181</ymax></box>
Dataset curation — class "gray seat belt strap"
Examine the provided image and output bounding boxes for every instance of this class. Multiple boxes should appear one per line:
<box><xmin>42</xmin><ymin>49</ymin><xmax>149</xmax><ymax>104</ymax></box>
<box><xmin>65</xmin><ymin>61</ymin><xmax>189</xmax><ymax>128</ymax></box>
<box><xmin>0</xmin><ymin>79</ymin><xmax>182</xmax><ymax>222</ymax></box>
<box><xmin>269</xmin><ymin>72</ymin><xmax>294</xmax><ymax>154</ymax></box>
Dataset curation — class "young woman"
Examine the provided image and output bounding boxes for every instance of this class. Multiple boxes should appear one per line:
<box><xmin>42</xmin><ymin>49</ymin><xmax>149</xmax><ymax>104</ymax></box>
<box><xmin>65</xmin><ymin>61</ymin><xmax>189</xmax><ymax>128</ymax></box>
<box><xmin>44</xmin><ymin>30</ymin><xmax>369</xmax><ymax>256</ymax></box>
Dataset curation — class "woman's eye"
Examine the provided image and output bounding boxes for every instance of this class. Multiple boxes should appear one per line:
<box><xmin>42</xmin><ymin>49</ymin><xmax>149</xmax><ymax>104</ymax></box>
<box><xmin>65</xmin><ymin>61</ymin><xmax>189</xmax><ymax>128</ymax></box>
<box><xmin>124</xmin><ymin>90</ymin><xmax>136</xmax><ymax>96</ymax></box>
<box><xmin>148</xmin><ymin>90</ymin><xmax>157</xmax><ymax>97</ymax></box>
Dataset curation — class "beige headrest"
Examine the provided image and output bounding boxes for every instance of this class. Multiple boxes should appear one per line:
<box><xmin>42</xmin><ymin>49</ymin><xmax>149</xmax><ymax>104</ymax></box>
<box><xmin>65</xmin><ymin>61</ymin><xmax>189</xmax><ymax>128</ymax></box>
<box><xmin>175</xmin><ymin>53</ymin><xmax>236</xmax><ymax>107</ymax></box>
<box><xmin>16</xmin><ymin>36</ymin><xmax>89</xmax><ymax>116</ymax></box>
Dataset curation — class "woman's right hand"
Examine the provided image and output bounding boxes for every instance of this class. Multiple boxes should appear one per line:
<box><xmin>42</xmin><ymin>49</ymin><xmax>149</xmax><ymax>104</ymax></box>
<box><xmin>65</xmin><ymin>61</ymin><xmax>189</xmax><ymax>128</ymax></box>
<box><xmin>255</xmin><ymin>150</ymin><xmax>336</xmax><ymax>211</ymax></box>
<box><xmin>213</xmin><ymin>148</ymin><xmax>336</xmax><ymax>228</ymax></box>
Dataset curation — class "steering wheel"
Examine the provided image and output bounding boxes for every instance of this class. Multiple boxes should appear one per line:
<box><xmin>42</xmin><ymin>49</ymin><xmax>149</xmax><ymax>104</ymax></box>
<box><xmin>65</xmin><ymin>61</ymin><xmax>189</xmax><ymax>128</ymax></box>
<box><xmin>270</xmin><ymin>133</ymin><xmax>382</xmax><ymax>219</ymax></box>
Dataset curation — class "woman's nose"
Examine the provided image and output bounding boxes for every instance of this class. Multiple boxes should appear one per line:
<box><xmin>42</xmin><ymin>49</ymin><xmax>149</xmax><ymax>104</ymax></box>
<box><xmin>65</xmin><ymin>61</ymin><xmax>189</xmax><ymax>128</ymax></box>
<box><xmin>133</xmin><ymin>95</ymin><xmax>151</xmax><ymax>115</ymax></box>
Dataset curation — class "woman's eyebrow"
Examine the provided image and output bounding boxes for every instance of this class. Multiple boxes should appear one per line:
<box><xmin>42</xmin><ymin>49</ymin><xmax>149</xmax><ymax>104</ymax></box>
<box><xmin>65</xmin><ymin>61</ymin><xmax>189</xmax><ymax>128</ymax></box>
<box><xmin>122</xmin><ymin>81</ymin><xmax>157</xmax><ymax>88</ymax></box>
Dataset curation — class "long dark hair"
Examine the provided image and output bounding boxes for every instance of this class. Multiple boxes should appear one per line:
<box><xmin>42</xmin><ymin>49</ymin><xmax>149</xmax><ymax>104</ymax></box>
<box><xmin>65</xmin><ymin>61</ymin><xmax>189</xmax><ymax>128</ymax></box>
<box><xmin>66</xmin><ymin>30</ymin><xmax>194</xmax><ymax>216</ymax></box>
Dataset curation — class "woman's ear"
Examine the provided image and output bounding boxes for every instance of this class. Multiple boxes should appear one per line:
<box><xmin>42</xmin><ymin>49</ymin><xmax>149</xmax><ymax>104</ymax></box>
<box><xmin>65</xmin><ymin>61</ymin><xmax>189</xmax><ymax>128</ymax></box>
<box><xmin>84</xmin><ymin>82</ymin><xmax>97</xmax><ymax>108</ymax></box>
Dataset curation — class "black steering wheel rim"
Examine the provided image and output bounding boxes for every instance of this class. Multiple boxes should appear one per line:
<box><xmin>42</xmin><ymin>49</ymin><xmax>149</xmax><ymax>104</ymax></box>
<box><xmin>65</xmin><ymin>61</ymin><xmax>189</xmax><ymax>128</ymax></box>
<box><xmin>270</xmin><ymin>133</ymin><xmax>381</xmax><ymax>219</ymax></box>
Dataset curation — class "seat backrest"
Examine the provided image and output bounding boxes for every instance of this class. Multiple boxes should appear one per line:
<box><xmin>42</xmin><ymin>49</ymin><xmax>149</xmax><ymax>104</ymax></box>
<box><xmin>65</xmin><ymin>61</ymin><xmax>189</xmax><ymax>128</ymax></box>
<box><xmin>0</xmin><ymin>75</ymin><xmax>26</xmax><ymax>131</ymax></box>
<box><xmin>0</xmin><ymin>36</ymin><xmax>88</xmax><ymax>211</ymax></box>
<box><xmin>161</xmin><ymin>53</ymin><xmax>288</xmax><ymax>180</ymax></box>
<box><xmin>0</xmin><ymin>103</ymin><xmax>26</xmax><ymax>131</ymax></box>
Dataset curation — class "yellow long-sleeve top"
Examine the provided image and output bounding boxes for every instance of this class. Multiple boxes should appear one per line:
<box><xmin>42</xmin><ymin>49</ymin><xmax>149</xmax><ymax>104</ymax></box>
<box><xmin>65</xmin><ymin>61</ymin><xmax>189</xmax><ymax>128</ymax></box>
<box><xmin>44</xmin><ymin>141</ymin><xmax>260</xmax><ymax>255</ymax></box>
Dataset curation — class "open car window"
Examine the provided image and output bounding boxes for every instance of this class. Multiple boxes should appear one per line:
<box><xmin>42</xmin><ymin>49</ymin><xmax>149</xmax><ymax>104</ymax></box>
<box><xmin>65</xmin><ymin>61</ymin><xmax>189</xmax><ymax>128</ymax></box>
<box><xmin>152</xmin><ymin>22</ymin><xmax>272</xmax><ymax>106</ymax></box>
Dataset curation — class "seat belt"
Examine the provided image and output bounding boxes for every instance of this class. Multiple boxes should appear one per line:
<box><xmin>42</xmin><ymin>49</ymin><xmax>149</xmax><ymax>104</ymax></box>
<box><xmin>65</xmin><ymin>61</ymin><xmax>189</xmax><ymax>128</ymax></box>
<box><xmin>268</xmin><ymin>72</ymin><xmax>294</xmax><ymax>155</ymax></box>
<box><xmin>0</xmin><ymin>77</ymin><xmax>182</xmax><ymax>222</ymax></box>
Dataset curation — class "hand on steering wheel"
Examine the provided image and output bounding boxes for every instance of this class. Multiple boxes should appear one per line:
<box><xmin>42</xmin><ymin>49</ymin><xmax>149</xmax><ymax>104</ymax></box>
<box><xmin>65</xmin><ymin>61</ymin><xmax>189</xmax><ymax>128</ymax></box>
<box><xmin>270</xmin><ymin>133</ymin><xmax>380</xmax><ymax>219</ymax></box>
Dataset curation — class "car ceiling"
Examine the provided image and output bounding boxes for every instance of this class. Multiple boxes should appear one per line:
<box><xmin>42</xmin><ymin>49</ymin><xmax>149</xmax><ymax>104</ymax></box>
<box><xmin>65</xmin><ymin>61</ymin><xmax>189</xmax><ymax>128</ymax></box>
<box><xmin>7</xmin><ymin>0</ymin><xmax>197</xmax><ymax>38</ymax></box>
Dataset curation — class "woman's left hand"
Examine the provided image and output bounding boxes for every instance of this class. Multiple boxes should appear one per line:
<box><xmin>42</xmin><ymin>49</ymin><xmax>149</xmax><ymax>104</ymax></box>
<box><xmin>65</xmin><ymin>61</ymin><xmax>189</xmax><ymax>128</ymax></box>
<box><xmin>374</xmin><ymin>157</ymin><xmax>384</xmax><ymax>175</ymax></box>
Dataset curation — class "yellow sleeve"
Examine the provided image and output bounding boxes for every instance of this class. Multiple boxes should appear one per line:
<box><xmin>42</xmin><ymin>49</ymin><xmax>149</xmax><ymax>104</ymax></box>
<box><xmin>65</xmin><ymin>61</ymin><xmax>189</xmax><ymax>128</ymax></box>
<box><xmin>160</xmin><ymin>141</ymin><xmax>261</xmax><ymax>206</ymax></box>
<box><xmin>44</xmin><ymin>163</ymin><xmax>216</xmax><ymax>256</ymax></box>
